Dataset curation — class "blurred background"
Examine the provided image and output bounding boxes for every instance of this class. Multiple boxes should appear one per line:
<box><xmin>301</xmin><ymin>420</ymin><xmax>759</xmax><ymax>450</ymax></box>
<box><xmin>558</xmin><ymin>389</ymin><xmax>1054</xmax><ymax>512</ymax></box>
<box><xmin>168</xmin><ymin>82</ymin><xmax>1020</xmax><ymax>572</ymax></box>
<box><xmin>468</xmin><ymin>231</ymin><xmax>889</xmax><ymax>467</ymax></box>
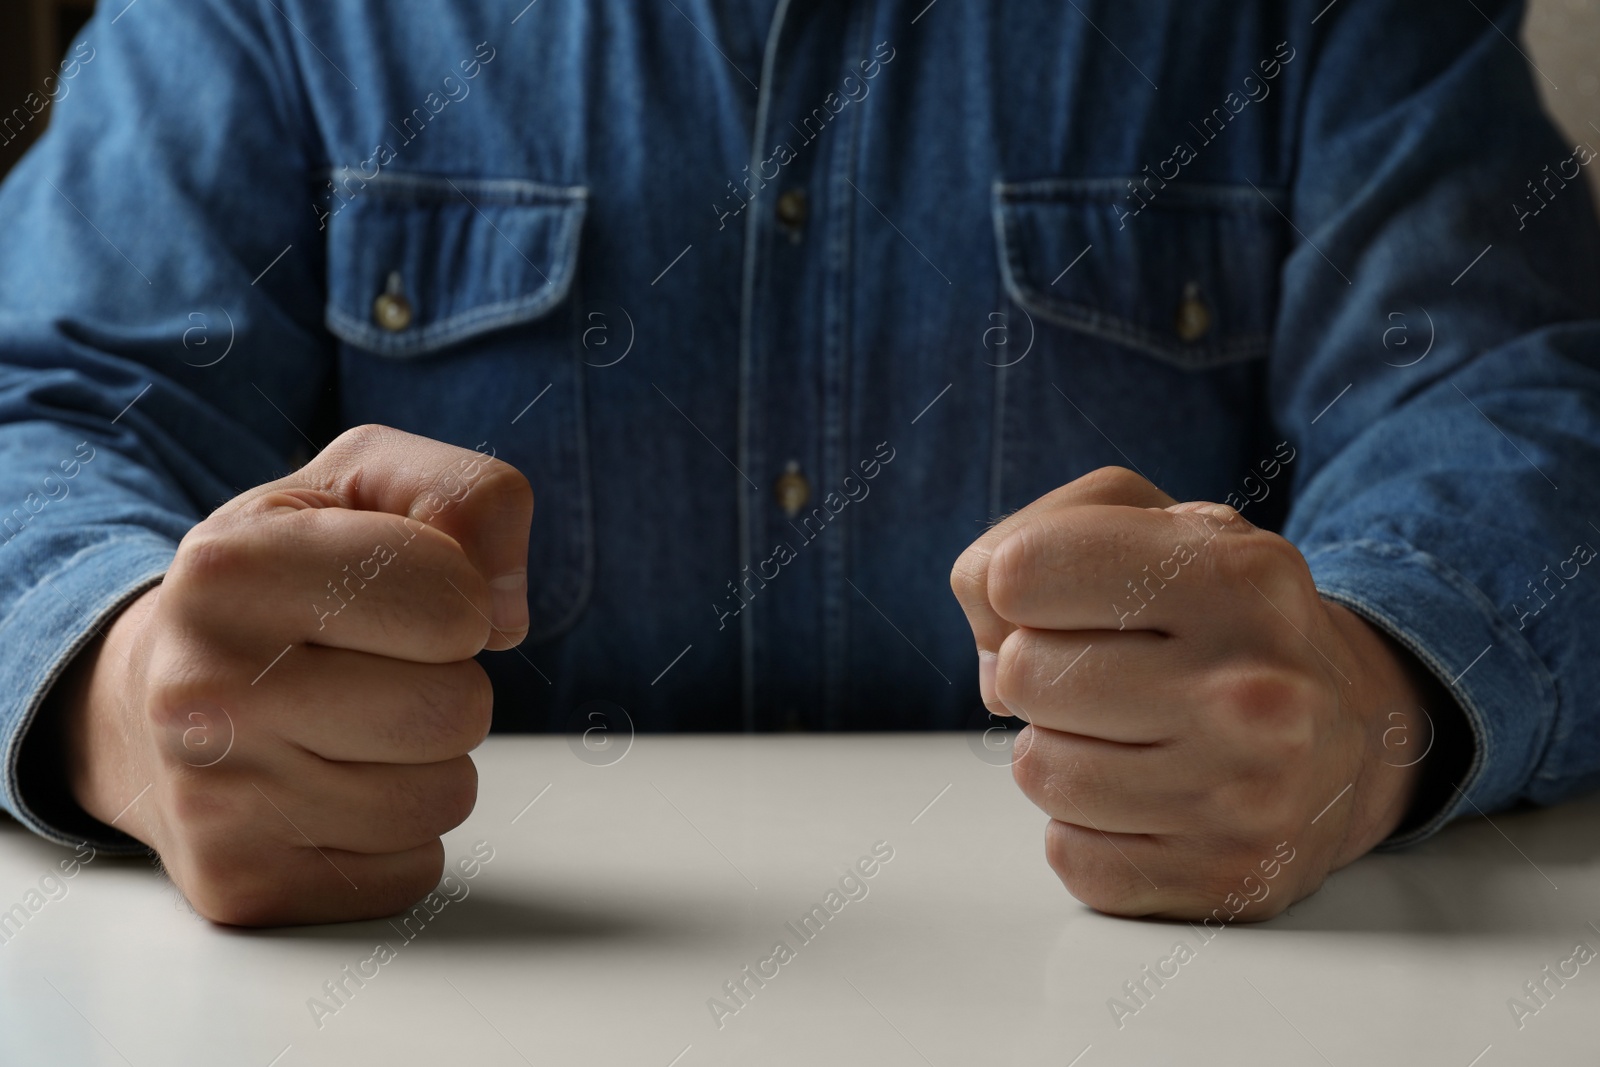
<box><xmin>0</xmin><ymin>0</ymin><xmax>93</xmax><ymax>177</ymax></box>
<box><xmin>1523</xmin><ymin>0</ymin><xmax>1600</xmax><ymax>213</ymax></box>
<box><xmin>0</xmin><ymin>0</ymin><xmax>1597</xmax><ymax>201</ymax></box>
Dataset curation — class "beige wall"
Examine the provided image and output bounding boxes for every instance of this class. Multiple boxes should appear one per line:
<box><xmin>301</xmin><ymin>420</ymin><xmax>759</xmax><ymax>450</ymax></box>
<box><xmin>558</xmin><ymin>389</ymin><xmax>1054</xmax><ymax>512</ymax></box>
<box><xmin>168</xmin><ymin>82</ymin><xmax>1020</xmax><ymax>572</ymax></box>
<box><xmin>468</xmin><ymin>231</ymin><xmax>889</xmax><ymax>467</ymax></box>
<box><xmin>1524</xmin><ymin>0</ymin><xmax>1600</xmax><ymax>208</ymax></box>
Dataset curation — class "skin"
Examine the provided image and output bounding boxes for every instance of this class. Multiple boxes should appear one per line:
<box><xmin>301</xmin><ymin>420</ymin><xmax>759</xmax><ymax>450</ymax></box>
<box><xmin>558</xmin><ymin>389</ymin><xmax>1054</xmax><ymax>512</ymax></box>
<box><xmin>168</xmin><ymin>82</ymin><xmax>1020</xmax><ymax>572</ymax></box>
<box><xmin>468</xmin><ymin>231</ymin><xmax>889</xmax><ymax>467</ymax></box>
<box><xmin>58</xmin><ymin>437</ymin><xmax>1430</xmax><ymax>927</ymax></box>
<box><xmin>951</xmin><ymin>466</ymin><xmax>1442</xmax><ymax>921</ymax></box>
<box><xmin>57</xmin><ymin>426</ymin><xmax>533</xmax><ymax>927</ymax></box>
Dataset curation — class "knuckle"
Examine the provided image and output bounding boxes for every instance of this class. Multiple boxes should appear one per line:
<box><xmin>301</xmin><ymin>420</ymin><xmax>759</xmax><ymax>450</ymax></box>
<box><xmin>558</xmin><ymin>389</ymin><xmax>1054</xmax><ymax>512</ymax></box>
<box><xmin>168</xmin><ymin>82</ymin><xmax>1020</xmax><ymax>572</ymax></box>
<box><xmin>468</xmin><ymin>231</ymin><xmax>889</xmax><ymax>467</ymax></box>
<box><xmin>440</xmin><ymin>758</ymin><xmax>480</xmax><ymax>827</ymax></box>
<box><xmin>167</xmin><ymin>527</ymin><xmax>254</xmax><ymax>600</ymax></box>
<box><xmin>1215</xmin><ymin>670</ymin><xmax>1301</xmax><ymax>732</ymax></box>
<box><xmin>143</xmin><ymin>671</ymin><xmax>231</xmax><ymax>739</ymax></box>
<box><xmin>949</xmin><ymin>545</ymin><xmax>991</xmax><ymax>611</ymax></box>
<box><xmin>1008</xmin><ymin>726</ymin><xmax>1052</xmax><ymax>802</ymax></box>
<box><xmin>434</xmin><ymin>575</ymin><xmax>494</xmax><ymax>655</ymax></box>
<box><xmin>1196</xmin><ymin>522</ymin><xmax>1254</xmax><ymax>578</ymax></box>
<box><xmin>1020</xmin><ymin>756</ymin><xmax>1113</xmax><ymax>829</ymax></box>
<box><xmin>1215</xmin><ymin>670</ymin><xmax>1318</xmax><ymax>761</ymax></box>
<box><xmin>389</xmin><ymin>840</ymin><xmax>448</xmax><ymax>910</ymax></box>
<box><xmin>407</xmin><ymin>757</ymin><xmax>478</xmax><ymax>835</ymax></box>
<box><xmin>1265</xmin><ymin>712</ymin><xmax>1317</xmax><ymax>768</ymax></box>
<box><xmin>1253</xmin><ymin>532</ymin><xmax>1307</xmax><ymax>583</ymax></box>
<box><xmin>1247</xmin><ymin>784</ymin><xmax>1309</xmax><ymax>839</ymax></box>
<box><xmin>457</xmin><ymin>664</ymin><xmax>495</xmax><ymax>749</ymax></box>
<box><xmin>1069</xmin><ymin>465</ymin><xmax>1146</xmax><ymax>500</ymax></box>
<box><xmin>189</xmin><ymin>884</ymin><xmax>280</xmax><ymax>928</ymax></box>
<box><xmin>411</xmin><ymin>448</ymin><xmax>528</xmax><ymax>526</ymax></box>
<box><xmin>1044</xmin><ymin>820</ymin><xmax>1147</xmax><ymax>916</ymax></box>
<box><xmin>303</xmin><ymin>424</ymin><xmax>401</xmax><ymax>494</ymax></box>
<box><xmin>1178</xmin><ymin>870</ymin><xmax>1253</xmax><ymax>924</ymax></box>
<box><xmin>1258</xmin><ymin>530</ymin><xmax>1309</xmax><ymax>573</ymax></box>
<box><xmin>1212</xmin><ymin>767</ymin><xmax>1303</xmax><ymax>841</ymax></box>
<box><xmin>986</xmin><ymin>530</ymin><xmax>1034</xmax><ymax>619</ymax></box>
<box><xmin>178</xmin><ymin>846</ymin><xmax>278</xmax><ymax>927</ymax></box>
<box><xmin>326</xmin><ymin>423</ymin><xmax>396</xmax><ymax>459</ymax></box>
<box><xmin>994</xmin><ymin>628</ymin><xmax>1036</xmax><ymax>709</ymax></box>
<box><xmin>369</xmin><ymin>546</ymin><xmax>491</xmax><ymax>658</ymax></box>
<box><xmin>1205</xmin><ymin>525</ymin><xmax>1296</xmax><ymax>581</ymax></box>
<box><xmin>412</xmin><ymin>662</ymin><xmax>494</xmax><ymax>754</ymax></box>
<box><xmin>144</xmin><ymin>683</ymin><xmax>202</xmax><ymax>736</ymax></box>
<box><xmin>475</xmin><ymin>456</ymin><xmax>534</xmax><ymax>512</ymax></box>
<box><xmin>308</xmin><ymin>424</ymin><xmax>402</xmax><ymax>502</ymax></box>
<box><xmin>162</xmin><ymin>774</ymin><xmax>236</xmax><ymax>837</ymax></box>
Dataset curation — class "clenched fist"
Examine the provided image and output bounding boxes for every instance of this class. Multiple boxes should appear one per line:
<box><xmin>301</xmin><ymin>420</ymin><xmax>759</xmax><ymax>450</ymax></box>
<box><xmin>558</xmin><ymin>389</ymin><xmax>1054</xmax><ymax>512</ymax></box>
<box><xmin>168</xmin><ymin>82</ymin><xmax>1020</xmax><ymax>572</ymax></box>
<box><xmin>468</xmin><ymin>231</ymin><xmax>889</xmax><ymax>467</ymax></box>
<box><xmin>56</xmin><ymin>425</ymin><xmax>533</xmax><ymax>926</ymax></box>
<box><xmin>951</xmin><ymin>466</ymin><xmax>1447</xmax><ymax>921</ymax></box>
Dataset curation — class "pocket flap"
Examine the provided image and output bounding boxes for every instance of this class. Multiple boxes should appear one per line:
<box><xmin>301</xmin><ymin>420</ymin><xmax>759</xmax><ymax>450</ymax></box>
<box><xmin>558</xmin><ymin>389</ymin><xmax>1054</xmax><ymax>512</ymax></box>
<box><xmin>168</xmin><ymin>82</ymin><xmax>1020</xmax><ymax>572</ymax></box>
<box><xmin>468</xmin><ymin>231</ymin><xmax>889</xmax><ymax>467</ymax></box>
<box><xmin>325</xmin><ymin>174</ymin><xmax>587</xmax><ymax>358</ymax></box>
<box><xmin>993</xmin><ymin>178</ymin><xmax>1285</xmax><ymax>368</ymax></box>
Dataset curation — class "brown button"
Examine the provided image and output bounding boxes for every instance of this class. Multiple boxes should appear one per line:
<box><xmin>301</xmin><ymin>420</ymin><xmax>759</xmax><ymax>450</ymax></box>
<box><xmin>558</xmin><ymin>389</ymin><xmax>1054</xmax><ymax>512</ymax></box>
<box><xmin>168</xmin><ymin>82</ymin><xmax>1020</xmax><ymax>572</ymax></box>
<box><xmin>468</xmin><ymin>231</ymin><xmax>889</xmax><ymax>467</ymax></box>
<box><xmin>373</xmin><ymin>270</ymin><xmax>413</xmax><ymax>332</ymax></box>
<box><xmin>774</xmin><ymin>460</ymin><xmax>811</xmax><ymax>518</ymax></box>
<box><xmin>1175</xmin><ymin>282</ymin><xmax>1211</xmax><ymax>343</ymax></box>
<box><xmin>776</xmin><ymin>188</ymin><xmax>808</xmax><ymax>231</ymax></box>
<box><xmin>373</xmin><ymin>292</ymin><xmax>412</xmax><ymax>332</ymax></box>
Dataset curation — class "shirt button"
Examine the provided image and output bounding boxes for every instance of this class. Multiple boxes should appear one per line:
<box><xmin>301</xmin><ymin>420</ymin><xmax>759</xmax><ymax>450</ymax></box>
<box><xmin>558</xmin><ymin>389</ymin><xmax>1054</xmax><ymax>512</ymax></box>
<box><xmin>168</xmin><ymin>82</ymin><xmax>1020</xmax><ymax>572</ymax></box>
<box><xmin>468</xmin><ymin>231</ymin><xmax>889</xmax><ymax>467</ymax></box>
<box><xmin>774</xmin><ymin>460</ymin><xmax>811</xmax><ymax>518</ymax></box>
<box><xmin>776</xmin><ymin>188</ymin><xmax>808</xmax><ymax>232</ymax></box>
<box><xmin>373</xmin><ymin>271</ymin><xmax>413</xmax><ymax>332</ymax></box>
<box><xmin>1175</xmin><ymin>282</ymin><xmax>1211</xmax><ymax>343</ymax></box>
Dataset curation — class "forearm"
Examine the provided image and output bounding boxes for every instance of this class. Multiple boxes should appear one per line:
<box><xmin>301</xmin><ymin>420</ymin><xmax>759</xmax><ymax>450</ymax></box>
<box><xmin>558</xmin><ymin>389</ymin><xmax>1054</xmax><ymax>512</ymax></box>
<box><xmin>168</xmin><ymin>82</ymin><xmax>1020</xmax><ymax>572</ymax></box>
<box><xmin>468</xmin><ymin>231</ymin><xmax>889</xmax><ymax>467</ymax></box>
<box><xmin>1270</xmin><ymin>0</ymin><xmax>1600</xmax><ymax>837</ymax></box>
<box><xmin>0</xmin><ymin>0</ymin><xmax>345</xmax><ymax>849</ymax></box>
<box><xmin>1287</xmin><ymin>323</ymin><xmax>1600</xmax><ymax>815</ymax></box>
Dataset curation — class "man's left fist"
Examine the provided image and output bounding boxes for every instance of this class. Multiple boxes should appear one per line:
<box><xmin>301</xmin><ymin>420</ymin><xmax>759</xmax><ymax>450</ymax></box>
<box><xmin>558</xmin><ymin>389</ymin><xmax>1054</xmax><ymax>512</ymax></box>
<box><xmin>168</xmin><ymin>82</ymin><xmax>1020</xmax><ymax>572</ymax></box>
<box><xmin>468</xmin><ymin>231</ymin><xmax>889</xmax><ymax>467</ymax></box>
<box><xmin>951</xmin><ymin>466</ymin><xmax>1441</xmax><ymax>921</ymax></box>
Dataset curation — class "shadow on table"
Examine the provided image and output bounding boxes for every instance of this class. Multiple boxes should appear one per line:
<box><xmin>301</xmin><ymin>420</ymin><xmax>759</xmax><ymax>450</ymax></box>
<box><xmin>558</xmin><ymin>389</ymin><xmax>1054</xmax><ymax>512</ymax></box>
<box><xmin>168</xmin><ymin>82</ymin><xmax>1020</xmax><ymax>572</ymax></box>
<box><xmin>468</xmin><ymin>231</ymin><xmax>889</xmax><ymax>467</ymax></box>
<box><xmin>0</xmin><ymin>817</ymin><xmax>718</xmax><ymax>944</ymax></box>
<box><xmin>222</xmin><ymin>885</ymin><xmax>721</xmax><ymax>947</ymax></box>
<box><xmin>1140</xmin><ymin>794</ymin><xmax>1600</xmax><ymax>938</ymax></box>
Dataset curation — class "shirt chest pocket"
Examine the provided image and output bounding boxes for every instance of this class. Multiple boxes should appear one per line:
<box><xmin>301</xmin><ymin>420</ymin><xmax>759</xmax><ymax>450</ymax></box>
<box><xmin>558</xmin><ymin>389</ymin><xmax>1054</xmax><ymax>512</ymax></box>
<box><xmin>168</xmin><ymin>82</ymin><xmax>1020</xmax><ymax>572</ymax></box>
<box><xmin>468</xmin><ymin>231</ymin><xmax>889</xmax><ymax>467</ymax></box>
<box><xmin>992</xmin><ymin>177</ymin><xmax>1286</xmax><ymax>369</ymax></box>
<box><xmin>323</xmin><ymin>173</ymin><xmax>593</xmax><ymax>642</ymax></box>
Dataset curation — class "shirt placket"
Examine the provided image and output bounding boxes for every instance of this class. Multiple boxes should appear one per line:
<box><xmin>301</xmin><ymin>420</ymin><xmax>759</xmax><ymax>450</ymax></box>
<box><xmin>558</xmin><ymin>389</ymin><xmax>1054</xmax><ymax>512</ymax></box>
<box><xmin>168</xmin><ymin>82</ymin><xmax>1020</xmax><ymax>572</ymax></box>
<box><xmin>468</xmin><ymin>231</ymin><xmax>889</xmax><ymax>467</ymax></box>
<box><xmin>737</xmin><ymin>0</ymin><xmax>871</xmax><ymax>730</ymax></box>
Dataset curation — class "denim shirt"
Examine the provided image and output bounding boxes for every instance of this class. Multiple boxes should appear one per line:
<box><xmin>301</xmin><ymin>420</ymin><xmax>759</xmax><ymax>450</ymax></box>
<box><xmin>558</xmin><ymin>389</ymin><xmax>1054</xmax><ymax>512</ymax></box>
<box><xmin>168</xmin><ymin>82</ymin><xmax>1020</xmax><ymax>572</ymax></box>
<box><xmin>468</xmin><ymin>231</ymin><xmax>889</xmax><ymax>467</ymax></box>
<box><xmin>2</xmin><ymin>0</ymin><xmax>1599</xmax><ymax>854</ymax></box>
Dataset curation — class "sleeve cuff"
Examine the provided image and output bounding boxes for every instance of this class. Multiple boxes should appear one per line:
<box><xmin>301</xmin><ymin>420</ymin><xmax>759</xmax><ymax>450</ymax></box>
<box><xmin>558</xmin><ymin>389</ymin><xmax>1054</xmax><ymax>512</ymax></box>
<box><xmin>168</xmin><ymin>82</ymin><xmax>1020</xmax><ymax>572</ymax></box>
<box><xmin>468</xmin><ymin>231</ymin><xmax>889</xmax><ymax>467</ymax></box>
<box><xmin>1300</xmin><ymin>537</ymin><xmax>1558</xmax><ymax>849</ymax></box>
<box><xmin>1</xmin><ymin>536</ymin><xmax>176</xmax><ymax>854</ymax></box>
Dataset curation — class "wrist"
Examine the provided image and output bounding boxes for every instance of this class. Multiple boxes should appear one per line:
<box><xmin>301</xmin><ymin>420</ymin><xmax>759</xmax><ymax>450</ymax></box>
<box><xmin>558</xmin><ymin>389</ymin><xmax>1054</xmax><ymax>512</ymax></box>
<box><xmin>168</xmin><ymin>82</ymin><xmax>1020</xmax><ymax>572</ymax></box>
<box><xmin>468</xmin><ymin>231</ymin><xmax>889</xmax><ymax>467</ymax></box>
<box><xmin>1322</xmin><ymin>601</ymin><xmax>1433</xmax><ymax>864</ymax></box>
<box><xmin>58</xmin><ymin>587</ymin><xmax>158</xmax><ymax>838</ymax></box>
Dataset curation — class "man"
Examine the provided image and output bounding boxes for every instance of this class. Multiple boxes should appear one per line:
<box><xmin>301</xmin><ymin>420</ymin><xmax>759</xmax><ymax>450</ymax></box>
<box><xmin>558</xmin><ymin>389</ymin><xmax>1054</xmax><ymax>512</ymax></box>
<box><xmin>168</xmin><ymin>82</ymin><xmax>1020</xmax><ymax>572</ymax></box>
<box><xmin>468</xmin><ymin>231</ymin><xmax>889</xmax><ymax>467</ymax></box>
<box><xmin>1</xmin><ymin>0</ymin><xmax>1597</xmax><ymax>927</ymax></box>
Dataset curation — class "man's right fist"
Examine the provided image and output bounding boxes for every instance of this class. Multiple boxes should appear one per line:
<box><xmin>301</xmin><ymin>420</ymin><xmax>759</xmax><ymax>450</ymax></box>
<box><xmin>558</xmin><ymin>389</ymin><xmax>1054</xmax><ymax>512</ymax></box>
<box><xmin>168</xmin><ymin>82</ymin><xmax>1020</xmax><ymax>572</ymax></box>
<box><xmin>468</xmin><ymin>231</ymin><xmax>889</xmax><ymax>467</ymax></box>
<box><xmin>55</xmin><ymin>425</ymin><xmax>533</xmax><ymax>926</ymax></box>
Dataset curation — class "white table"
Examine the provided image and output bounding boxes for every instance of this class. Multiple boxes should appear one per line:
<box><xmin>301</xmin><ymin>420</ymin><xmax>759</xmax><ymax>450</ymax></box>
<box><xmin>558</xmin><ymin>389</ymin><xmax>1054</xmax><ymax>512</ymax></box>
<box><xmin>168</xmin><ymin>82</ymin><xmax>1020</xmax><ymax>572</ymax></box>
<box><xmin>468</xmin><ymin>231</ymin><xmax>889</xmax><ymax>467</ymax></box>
<box><xmin>2</xmin><ymin>734</ymin><xmax>1596</xmax><ymax>1065</ymax></box>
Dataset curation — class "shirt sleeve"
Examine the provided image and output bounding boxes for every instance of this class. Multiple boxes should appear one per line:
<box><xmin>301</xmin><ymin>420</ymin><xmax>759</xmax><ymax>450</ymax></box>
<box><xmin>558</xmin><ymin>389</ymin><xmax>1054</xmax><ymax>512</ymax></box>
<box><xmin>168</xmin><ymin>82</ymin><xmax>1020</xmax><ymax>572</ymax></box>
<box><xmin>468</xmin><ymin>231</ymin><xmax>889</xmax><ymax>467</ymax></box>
<box><xmin>0</xmin><ymin>0</ymin><xmax>330</xmax><ymax>849</ymax></box>
<box><xmin>1273</xmin><ymin>0</ymin><xmax>1600</xmax><ymax>846</ymax></box>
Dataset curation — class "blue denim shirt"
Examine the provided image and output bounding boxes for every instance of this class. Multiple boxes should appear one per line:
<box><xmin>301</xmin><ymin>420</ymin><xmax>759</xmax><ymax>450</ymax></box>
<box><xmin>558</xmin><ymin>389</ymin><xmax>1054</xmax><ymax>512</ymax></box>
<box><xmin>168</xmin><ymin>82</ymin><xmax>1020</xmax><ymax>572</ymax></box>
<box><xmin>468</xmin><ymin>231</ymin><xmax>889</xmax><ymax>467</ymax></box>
<box><xmin>2</xmin><ymin>0</ymin><xmax>1599</xmax><ymax>855</ymax></box>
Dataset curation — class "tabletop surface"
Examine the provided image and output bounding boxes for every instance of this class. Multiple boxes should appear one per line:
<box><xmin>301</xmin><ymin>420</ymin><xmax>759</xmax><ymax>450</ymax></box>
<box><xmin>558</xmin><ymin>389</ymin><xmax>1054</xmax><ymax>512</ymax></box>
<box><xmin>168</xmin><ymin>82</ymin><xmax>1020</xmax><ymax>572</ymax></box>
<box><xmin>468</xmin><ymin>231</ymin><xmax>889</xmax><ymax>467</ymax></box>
<box><xmin>1</xmin><ymin>733</ymin><xmax>1596</xmax><ymax>1066</ymax></box>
